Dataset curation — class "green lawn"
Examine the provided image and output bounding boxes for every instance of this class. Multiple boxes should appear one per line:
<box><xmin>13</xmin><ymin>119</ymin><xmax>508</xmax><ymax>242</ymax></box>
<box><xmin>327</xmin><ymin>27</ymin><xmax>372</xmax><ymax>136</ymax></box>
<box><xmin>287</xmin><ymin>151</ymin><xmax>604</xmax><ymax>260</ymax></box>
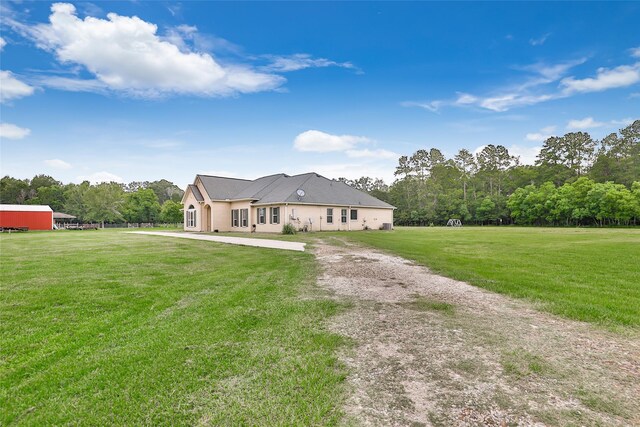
<box><xmin>343</xmin><ymin>227</ymin><xmax>640</xmax><ymax>328</ymax></box>
<box><xmin>0</xmin><ymin>230</ymin><xmax>345</xmax><ymax>426</ymax></box>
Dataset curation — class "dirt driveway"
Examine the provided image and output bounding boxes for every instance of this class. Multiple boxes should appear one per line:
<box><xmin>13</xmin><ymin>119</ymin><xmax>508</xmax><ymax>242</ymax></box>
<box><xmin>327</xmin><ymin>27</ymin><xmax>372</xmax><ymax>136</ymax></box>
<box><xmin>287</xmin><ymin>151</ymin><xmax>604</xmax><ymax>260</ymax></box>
<box><xmin>314</xmin><ymin>239</ymin><xmax>640</xmax><ymax>426</ymax></box>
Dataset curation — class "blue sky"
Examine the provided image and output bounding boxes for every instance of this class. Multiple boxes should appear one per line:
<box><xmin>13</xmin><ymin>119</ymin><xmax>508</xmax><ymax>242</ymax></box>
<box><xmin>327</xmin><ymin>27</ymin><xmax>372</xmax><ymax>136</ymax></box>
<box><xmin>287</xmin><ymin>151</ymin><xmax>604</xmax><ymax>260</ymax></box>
<box><xmin>1</xmin><ymin>1</ymin><xmax>639</xmax><ymax>187</ymax></box>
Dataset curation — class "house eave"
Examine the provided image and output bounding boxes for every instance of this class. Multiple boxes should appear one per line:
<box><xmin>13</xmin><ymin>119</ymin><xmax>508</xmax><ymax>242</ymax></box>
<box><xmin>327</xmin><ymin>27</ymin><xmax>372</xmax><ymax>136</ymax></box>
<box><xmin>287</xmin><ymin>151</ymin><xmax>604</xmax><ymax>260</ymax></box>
<box><xmin>209</xmin><ymin>198</ymin><xmax>256</xmax><ymax>203</ymax></box>
<box><xmin>250</xmin><ymin>201</ymin><xmax>395</xmax><ymax>209</ymax></box>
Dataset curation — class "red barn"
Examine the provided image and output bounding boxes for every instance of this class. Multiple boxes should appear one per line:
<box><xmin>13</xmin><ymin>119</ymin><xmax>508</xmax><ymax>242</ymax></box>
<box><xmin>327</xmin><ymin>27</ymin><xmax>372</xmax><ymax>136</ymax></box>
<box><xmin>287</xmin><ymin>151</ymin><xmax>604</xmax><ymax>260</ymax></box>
<box><xmin>0</xmin><ymin>204</ymin><xmax>53</xmax><ymax>231</ymax></box>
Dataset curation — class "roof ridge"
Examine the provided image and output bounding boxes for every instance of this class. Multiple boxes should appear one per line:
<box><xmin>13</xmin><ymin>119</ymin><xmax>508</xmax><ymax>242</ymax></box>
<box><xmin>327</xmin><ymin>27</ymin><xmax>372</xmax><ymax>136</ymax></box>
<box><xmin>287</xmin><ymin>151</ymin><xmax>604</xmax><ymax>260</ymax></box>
<box><xmin>288</xmin><ymin>172</ymin><xmax>319</xmax><ymax>178</ymax></box>
<box><xmin>239</xmin><ymin>174</ymin><xmax>290</xmax><ymax>201</ymax></box>
<box><xmin>256</xmin><ymin>173</ymin><xmax>289</xmax><ymax>179</ymax></box>
<box><xmin>282</xmin><ymin>173</ymin><xmax>316</xmax><ymax>201</ymax></box>
<box><xmin>196</xmin><ymin>174</ymin><xmax>252</xmax><ymax>182</ymax></box>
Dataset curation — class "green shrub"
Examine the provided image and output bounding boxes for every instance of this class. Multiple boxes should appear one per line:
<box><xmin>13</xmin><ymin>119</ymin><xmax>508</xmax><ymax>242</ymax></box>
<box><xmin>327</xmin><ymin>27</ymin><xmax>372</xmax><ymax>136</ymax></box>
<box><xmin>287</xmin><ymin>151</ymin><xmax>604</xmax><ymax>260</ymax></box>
<box><xmin>282</xmin><ymin>223</ymin><xmax>297</xmax><ymax>235</ymax></box>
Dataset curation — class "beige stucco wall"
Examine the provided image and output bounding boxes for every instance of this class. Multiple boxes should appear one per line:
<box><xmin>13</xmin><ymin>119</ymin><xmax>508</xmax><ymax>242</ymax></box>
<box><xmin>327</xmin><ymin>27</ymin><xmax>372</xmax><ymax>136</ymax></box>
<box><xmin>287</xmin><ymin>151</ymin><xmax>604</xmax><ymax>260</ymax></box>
<box><xmin>247</xmin><ymin>204</ymin><xmax>393</xmax><ymax>233</ymax></box>
<box><xmin>209</xmin><ymin>202</ymin><xmax>230</xmax><ymax>232</ymax></box>
<box><xmin>183</xmin><ymin>190</ymin><xmax>203</xmax><ymax>232</ymax></box>
<box><xmin>225</xmin><ymin>201</ymin><xmax>253</xmax><ymax>232</ymax></box>
<box><xmin>252</xmin><ymin>204</ymin><xmax>286</xmax><ymax>233</ymax></box>
<box><xmin>284</xmin><ymin>205</ymin><xmax>393</xmax><ymax>232</ymax></box>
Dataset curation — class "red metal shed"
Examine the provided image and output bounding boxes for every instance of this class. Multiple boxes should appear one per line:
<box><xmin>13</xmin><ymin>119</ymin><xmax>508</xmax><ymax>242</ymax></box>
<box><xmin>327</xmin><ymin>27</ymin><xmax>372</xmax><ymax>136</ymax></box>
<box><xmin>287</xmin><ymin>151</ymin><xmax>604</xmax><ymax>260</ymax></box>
<box><xmin>0</xmin><ymin>204</ymin><xmax>53</xmax><ymax>231</ymax></box>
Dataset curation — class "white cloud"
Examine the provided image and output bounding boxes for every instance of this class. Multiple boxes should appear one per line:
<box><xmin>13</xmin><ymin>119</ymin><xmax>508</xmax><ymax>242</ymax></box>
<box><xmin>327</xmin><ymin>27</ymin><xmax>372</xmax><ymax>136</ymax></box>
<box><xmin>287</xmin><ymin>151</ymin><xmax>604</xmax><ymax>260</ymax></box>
<box><xmin>474</xmin><ymin>144</ymin><xmax>540</xmax><ymax>166</ymax></box>
<box><xmin>472</xmin><ymin>145</ymin><xmax>486</xmax><ymax>156</ymax></box>
<box><xmin>507</xmin><ymin>145</ymin><xmax>541</xmax><ymax>165</ymax></box>
<box><xmin>0</xmin><ymin>122</ymin><xmax>31</xmax><ymax>139</ymax></box>
<box><xmin>0</xmin><ymin>70</ymin><xmax>35</xmax><ymax>103</ymax></box>
<box><xmin>37</xmin><ymin>76</ymin><xmax>107</xmax><ymax>93</ymax></box>
<box><xmin>517</xmin><ymin>58</ymin><xmax>588</xmax><ymax>82</ymax></box>
<box><xmin>403</xmin><ymin>51</ymin><xmax>640</xmax><ymax>113</ymax></box>
<box><xmin>630</xmin><ymin>46</ymin><xmax>640</xmax><ymax>58</ymax></box>
<box><xmin>566</xmin><ymin>117</ymin><xmax>634</xmax><ymax>130</ymax></box>
<box><xmin>0</xmin><ymin>37</ymin><xmax>6</xmax><ymax>51</ymax></box>
<box><xmin>630</xmin><ymin>92</ymin><xmax>640</xmax><ymax>98</ymax></box>
<box><xmin>44</xmin><ymin>159</ymin><xmax>72</xmax><ymax>169</ymax></box>
<box><xmin>479</xmin><ymin>93</ymin><xmax>555</xmax><ymax>112</ymax></box>
<box><xmin>526</xmin><ymin>133</ymin><xmax>550</xmax><ymax>142</ymax></box>
<box><xmin>345</xmin><ymin>148</ymin><xmax>398</xmax><ymax>160</ymax></box>
<box><xmin>299</xmin><ymin>163</ymin><xmax>395</xmax><ymax>184</ymax></box>
<box><xmin>525</xmin><ymin>125</ymin><xmax>557</xmax><ymax>142</ymax></box>
<box><xmin>567</xmin><ymin>117</ymin><xmax>605</xmax><ymax>130</ymax></box>
<box><xmin>400</xmin><ymin>100</ymin><xmax>443</xmax><ymax>112</ymax></box>
<box><xmin>611</xmin><ymin>118</ymin><xmax>634</xmax><ymax>126</ymax></box>
<box><xmin>293</xmin><ymin>130</ymin><xmax>371</xmax><ymax>153</ymax></box>
<box><xmin>77</xmin><ymin>171</ymin><xmax>124</xmax><ymax>184</ymax></box>
<box><xmin>455</xmin><ymin>92</ymin><xmax>478</xmax><ymax>105</ymax></box>
<box><xmin>561</xmin><ymin>63</ymin><xmax>640</xmax><ymax>94</ymax></box>
<box><xmin>403</xmin><ymin>58</ymin><xmax>585</xmax><ymax>113</ymax></box>
<box><xmin>21</xmin><ymin>3</ymin><xmax>284</xmax><ymax>98</ymax></box>
<box><xmin>529</xmin><ymin>33</ymin><xmax>551</xmax><ymax>46</ymax></box>
<box><xmin>261</xmin><ymin>54</ymin><xmax>359</xmax><ymax>73</ymax></box>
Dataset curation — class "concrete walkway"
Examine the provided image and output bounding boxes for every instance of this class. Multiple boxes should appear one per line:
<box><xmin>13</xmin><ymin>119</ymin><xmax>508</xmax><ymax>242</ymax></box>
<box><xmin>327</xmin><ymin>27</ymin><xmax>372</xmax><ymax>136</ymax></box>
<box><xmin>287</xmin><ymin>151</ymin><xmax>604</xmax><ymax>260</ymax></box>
<box><xmin>128</xmin><ymin>231</ymin><xmax>306</xmax><ymax>252</ymax></box>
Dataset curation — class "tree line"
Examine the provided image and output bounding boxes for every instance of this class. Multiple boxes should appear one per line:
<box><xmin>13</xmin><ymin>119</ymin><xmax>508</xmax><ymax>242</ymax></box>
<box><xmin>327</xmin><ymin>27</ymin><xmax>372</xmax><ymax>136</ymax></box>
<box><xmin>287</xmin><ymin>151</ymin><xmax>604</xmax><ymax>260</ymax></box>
<box><xmin>341</xmin><ymin>119</ymin><xmax>639</xmax><ymax>226</ymax></box>
<box><xmin>0</xmin><ymin>176</ymin><xmax>185</xmax><ymax>224</ymax></box>
<box><xmin>2</xmin><ymin>119</ymin><xmax>638</xmax><ymax>227</ymax></box>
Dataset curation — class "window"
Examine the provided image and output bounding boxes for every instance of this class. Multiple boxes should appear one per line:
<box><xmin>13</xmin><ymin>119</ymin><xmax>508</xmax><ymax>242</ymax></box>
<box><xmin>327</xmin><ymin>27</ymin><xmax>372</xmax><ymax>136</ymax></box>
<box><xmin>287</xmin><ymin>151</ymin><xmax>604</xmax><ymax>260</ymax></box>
<box><xmin>186</xmin><ymin>205</ymin><xmax>197</xmax><ymax>228</ymax></box>
<box><xmin>232</xmin><ymin>209</ymin><xmax>239</xmax><ymax>227</ymax></box>
<box><xmin>241</xmin><ymin>208</ymin><xmax>248</xmax><ymax>227</ymax></box>
<box><xmin>341</xmin><ymin>209</ymin><xmax>347</xmax><ymax>223</ymax></box>
<box><xmin>258</xmin><ymin>207</ymin><xmax>266</xmax><ymax>224</ymax></box>
<box><xmin>270</xmin><ymin>207</ymin><xmax>280</xmax><ymax>224</ymax></box>
<box><xmin>326</xmin><ymin>208</ymin><xmax>333</xmax><ymax>224</ymax></box>
<box><xmin>350</xmin><ymin>209</ymin><xmax>358</xmax><ymax>221</ymax></box>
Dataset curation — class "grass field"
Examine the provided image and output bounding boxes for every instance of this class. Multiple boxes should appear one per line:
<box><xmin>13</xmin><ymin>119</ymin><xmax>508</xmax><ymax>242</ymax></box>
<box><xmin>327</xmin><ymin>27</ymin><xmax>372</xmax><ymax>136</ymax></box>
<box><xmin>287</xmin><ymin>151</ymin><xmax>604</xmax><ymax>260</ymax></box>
<box><xmin>343</xmin><ymin>227</ymin><xmax>640</xmax><ymax>328</ymax></box>
<box><xmin>0</xmin><ymin>231</ymin><xmax>345</xmax><ymax>425</ymax></box>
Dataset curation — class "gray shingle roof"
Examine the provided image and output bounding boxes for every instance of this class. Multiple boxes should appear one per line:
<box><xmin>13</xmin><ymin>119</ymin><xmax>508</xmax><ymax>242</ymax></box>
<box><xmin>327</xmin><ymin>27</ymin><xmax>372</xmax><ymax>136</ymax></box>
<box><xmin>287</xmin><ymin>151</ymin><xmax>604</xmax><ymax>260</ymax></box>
<box><xmin>196</xmin><ymin>175</ymin><xmax>251</xmax><ymax>199</ymax></box>
<box><xmin>193</xmin><ymin>173</ymin><xmax>393</xmax><ymax>209</ymax></box>
<box><xmin>187</xmin><ymin>184</ymin><xmax>204</xmax><ymax>202</ymax></box>
<box><xmin>232</xmin><ymin>174</ymin><xmax>287</xmax><ymax>199</ymax></box>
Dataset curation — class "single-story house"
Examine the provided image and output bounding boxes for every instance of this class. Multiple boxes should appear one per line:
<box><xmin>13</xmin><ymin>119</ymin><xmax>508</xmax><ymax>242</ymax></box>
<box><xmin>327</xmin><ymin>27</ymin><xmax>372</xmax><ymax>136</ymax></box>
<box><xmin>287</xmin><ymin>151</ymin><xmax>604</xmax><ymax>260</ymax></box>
<box><xmin>182</xmin><ymin>172</ymin><xmax>394</xmax><ymax>233</ymax></box>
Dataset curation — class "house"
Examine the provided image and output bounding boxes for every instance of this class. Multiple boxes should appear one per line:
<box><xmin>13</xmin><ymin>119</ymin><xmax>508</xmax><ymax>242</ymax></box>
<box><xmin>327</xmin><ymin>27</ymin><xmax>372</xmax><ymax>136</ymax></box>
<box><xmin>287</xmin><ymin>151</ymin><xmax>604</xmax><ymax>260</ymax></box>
<box><xmin>0</xmin><ymin>204</ymin><xmax>53</xmax><ymax>230</ymax></box>
<box><xmin>182</xmin><ymin>173</ymin><xmax>394</xmax><ymax>232</ymax></box>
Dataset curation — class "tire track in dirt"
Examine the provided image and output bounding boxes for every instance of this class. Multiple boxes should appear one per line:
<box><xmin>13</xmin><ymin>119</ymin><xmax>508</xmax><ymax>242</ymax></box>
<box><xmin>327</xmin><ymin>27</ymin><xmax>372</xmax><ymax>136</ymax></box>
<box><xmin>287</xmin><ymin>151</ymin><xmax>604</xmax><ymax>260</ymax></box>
<box><xmin>314</xmin><ymin>240</ymin><xmax>640</xmax><ymax>426</ymax></box>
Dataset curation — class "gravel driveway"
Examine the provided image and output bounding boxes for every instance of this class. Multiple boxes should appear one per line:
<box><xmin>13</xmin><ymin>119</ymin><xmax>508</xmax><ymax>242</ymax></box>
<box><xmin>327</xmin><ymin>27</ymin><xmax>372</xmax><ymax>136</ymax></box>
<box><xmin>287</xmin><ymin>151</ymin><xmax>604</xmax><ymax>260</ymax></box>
<box><xmin>314</xmin><ymin>239</ymin><xmax>640</xmax><ymax>426</ymax></box>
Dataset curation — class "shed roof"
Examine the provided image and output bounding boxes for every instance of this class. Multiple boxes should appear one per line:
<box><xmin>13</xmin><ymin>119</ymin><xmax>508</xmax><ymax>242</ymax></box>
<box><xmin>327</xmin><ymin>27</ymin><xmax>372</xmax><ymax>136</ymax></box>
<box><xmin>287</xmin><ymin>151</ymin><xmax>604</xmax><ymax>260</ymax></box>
<box><xmin>0</xmin><ymin>204</ymin><xmax>53</xmax><ymax>212</ymax></box>
<box><xmin>53</xmin><ymin>212</ymin><xmax>76</xmax><ymax>219</ymax></box>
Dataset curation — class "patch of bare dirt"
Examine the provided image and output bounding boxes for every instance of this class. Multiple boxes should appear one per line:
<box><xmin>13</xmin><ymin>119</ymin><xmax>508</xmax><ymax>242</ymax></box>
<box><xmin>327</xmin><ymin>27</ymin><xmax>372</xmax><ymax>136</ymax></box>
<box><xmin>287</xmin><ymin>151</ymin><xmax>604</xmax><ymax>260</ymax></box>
<box><xmin>314</xmin><ymin>240</ymin><xmax>640</xmax><ymax>426</ymax></box>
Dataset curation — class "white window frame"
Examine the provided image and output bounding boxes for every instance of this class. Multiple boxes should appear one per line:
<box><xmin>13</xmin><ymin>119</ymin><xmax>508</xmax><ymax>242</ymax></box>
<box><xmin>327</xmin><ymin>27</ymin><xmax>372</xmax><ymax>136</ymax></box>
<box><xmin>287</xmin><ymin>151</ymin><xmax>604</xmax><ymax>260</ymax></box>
<box><xmin>341</xmin><ymin>208</ymin><xmax>347</xmax><ymax>224</ymax></box>
<box><xmin>326</xmin><ymin>208</ymin><xmax>333</xmax><ymax>224</ymax></box>
<box><xmin>258</xmin><ymin>207</ymin><xmax>266</xmax><ymax>224</ymax></box>
<box><xmin>350</xmin><ymin>209</ymin><xmax>358</xmax><ymax>221</ymax></box>
<box><xmin>241</xmin><ymin>208</ymin><xmax>248</xmax><ymax>227</ymax></box>
<box><xmin>186</xmin><ymin>205</ymin><xmax>197</xmax><ymax>228</ymax></box>
<box><xmin>232</xmin><ymin>209</ymin><xmax>239</xmax><ymax>227</ymax></box>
